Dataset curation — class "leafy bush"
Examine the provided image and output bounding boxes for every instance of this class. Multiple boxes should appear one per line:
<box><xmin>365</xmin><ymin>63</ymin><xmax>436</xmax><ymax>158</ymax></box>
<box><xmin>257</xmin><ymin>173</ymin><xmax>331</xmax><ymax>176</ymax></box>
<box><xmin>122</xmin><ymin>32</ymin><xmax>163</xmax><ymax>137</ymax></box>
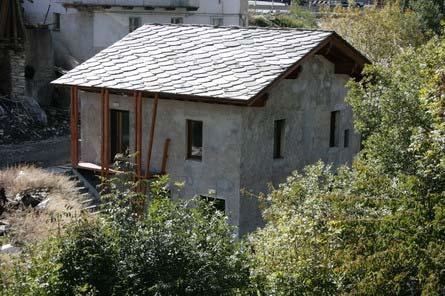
<box><xmin>320</xmin><ymin>4</ymin><xmax>428</xmax><ymax>64</ymax></box>
<box><xmin>1</xmin><ymin>157</ymin><xmax>249</xmax><ymax>295</ymax></box>
<box><xmin>248</xmin><ymin>36</ymin><xmax>445</xmax><ymax>295</ymax></box>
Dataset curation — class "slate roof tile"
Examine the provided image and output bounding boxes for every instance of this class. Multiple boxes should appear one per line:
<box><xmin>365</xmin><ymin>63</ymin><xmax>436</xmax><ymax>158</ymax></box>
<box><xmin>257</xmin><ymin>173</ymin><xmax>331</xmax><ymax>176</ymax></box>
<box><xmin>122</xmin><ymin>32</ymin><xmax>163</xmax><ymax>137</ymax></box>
<box><xmin>52</xmin><ymin>24</ymin><xmax>337</xmax><ymax>101</ymax></box>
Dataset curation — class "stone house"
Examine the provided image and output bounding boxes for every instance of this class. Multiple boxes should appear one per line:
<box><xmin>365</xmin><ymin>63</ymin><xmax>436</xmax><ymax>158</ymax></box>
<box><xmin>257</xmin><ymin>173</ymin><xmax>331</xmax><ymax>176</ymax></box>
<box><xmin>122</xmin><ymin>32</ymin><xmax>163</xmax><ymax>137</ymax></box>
<box><xmin>53</xmin><ymin>24</ymin><xmax>369</xmax><ymax>235</ymax></box>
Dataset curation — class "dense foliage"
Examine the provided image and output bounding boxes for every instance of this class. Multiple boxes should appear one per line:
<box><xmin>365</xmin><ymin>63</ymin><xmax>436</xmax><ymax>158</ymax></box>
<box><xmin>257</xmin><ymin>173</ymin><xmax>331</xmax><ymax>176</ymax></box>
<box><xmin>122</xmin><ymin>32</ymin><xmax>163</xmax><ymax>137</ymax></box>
<box><xmin>1</xmin><ymin>161</ymin><xmax>249</xmax><ymax>295</ymax></box>
<box><xmin>320</xmin><ymin>4</ymin><xmax>428</xmax><ymax>64</ymax></box>
<box><xmin>248</xmin><ymin>35</ymin><xmax>445</xmax><ymax>295</ymax></box>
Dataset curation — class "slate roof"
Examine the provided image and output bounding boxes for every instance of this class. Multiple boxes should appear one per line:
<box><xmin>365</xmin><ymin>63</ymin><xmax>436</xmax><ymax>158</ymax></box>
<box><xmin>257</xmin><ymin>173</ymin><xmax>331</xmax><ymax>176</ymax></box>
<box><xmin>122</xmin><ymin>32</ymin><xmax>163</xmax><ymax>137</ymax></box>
<box><xmin>52</xmin><ymin>24</ymin><xmax>346</xmax><ymax>102</ymax></box>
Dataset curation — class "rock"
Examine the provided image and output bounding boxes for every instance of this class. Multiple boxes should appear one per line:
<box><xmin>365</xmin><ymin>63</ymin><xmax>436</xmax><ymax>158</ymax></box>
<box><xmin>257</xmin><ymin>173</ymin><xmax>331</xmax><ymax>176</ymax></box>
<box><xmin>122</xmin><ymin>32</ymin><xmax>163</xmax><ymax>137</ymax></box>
<box><xmin>19</xmin><ymin>193</ymin><xmax>42</xmax><ymax>207</ymax></box>
<box><xmin>0</xmin><ymin>224</ymin><xmax>10</xmax><ymax>236</ymax></box>
<box><xmin>0</xmin><ymin>187</ymin><xmax>6</xmax><ymax>215</ymax></box>
<box><xmin>0</xmin><ymin>244</ymin><xmax>21</xmax><ymax>254</ymax></box>
<box><xmin>36</xmin><ymin>198</ymin><xmax>51</xmax><ymax>209</ymax></box>
<box><xmin>15</xmin><ymin>188</ymin><xmax>49</xmax><ymax>208</ymax></box>
<box><xmin>0</xmin><ymin>187</ymin><xmax>6</xmax><ymax>204</ymax></box>
<box><xmin>23</xmin><ymin>95</ymin><xmax>47</xmax><ymax>125</ymax></box>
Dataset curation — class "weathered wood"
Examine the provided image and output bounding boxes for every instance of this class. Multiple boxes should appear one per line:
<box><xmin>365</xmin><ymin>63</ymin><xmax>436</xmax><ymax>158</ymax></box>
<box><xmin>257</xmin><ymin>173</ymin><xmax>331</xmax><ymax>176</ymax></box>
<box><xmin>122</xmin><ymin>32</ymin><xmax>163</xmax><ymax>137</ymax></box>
<box><xmin>70</xmin><ymin>86</ymin><xmax>79</xmax><ymax>167</ymax></box>
<box><xmin>145</xmin><ymin>93</ymin><xmax>159</xmax><ymax>178</ymax></box>
<box><xmin>133</xmin><ymin>91</ymin><xmax>140</xmax><ymax>177</ymax></box>
<box><xmin>161</xmin><ymin>138</ymin><xmax>171</xmax><ymax>174</ymax></box>
<box><xmin>104</xmin><ymin>89</ymin><xmax>110</xmax><ymax>176</ymax></box>
<box><xmin>100</xmin><ymin>89</ymin><xmax>106</xmax><ymax>177</ymax></box>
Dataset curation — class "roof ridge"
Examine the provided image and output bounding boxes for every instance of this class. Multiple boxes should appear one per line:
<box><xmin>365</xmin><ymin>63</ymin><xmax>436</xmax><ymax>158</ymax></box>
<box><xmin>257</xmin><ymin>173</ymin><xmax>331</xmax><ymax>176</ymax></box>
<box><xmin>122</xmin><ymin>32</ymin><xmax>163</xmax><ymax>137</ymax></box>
<box><xmin>140</xmin><ymin>23</ymin><xmax>335</xmax><ymax>33</ymax></box>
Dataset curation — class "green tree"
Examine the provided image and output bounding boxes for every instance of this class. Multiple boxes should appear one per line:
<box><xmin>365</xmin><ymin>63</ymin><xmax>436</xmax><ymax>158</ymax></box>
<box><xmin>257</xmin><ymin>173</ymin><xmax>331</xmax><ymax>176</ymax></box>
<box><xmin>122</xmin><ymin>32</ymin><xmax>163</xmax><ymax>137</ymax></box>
<box><xmin>320</xmin><ymin>4</ymin><xmax>428</xmax><ymax>64</ymax></box>
<box><xmin>1</xmin><ymin>156</ymin><xmax>250</xmax><ymax>295</ymax></box>
<box><xmin>249</xmin><ymin>36</ymin><xmax>445</xmax><ymax>295</ymax></box>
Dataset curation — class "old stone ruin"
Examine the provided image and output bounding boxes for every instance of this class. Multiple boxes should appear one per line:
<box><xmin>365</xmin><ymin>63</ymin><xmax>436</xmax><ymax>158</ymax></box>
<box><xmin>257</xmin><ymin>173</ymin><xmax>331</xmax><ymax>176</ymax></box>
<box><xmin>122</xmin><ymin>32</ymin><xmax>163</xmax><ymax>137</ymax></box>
<box><xmin>0</xmin><ymin>0</ymin><xmax>69</xmax><ymax>146</ymax></box>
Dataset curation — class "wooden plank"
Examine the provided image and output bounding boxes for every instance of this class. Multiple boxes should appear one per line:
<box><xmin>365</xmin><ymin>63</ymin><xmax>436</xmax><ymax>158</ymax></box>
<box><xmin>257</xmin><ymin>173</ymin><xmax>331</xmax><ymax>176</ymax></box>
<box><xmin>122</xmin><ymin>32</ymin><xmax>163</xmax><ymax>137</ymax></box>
<box><xmin>137</xmin><ymin>92</ymin><xmax>142</xmax><ymax>177</ymax></box>
<box><xmin>133</xmin><ymin>91</ymin><xmax>140</xmax><ymax>177</ymax></box>
<box><xmin>70</xmin><ymin>87</ymin><xmax>74</xmax><ymax>165</ymax></box>
<box><xmin>145</xmin><ymin>93</ymin><xmax>159</xmax><ymax>178</ymax></box>
<box><xmin>104</xmin><ymin>89</ymin><xmax>110</xmax><ymax>176</ymax></box>
<box><xmin>161</xmin><ymin>138</ymin><xmax>171</xmax><ymax>175</ymax></box>
<box><xmin>73</xmin><ymin>86</ymin><xmax>79</xmax><ymax>166</ymax></box>
<box><xmin>100</xmin><ymin>89</ymin><xmax>105</xmax><ymax>177</ymax></box>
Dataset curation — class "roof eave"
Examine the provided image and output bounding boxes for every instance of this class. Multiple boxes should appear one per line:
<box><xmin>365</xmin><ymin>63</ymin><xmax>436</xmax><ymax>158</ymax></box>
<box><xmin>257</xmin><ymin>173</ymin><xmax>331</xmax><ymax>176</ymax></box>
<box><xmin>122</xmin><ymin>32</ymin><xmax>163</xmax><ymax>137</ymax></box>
<box><xmin>52</xmin><ymin>83</ymin><xmax>251</xmax><ymax>106</ymax></box>
<box><xmin>247</xmin><ymin>33</ymin><xmax>371</xmax><ymax>106</ymax></box>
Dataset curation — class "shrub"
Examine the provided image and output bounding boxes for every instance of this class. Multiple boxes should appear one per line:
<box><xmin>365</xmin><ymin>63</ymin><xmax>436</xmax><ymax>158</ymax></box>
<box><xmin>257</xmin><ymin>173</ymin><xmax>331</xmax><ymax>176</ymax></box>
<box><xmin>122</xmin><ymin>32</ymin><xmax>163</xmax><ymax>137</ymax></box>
<box><xmin>1</xmin><ymin>157</ymin><xmax>249</xmax><ymax>295</ymax></box>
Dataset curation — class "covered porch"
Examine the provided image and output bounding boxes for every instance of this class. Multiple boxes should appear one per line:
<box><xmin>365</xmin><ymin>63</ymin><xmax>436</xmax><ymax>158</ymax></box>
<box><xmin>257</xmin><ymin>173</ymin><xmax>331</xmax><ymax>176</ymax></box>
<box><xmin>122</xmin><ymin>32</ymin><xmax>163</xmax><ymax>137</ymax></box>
<box><xmin>69</xmin><ymin>86</ymin><xmax>171</xmax><ymax>180</ymax></box>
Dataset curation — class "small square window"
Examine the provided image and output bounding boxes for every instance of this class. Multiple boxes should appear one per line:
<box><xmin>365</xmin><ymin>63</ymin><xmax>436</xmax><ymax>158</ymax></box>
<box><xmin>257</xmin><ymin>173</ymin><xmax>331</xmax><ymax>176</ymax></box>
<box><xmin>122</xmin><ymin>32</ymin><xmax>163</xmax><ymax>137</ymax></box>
<box><xmin>273</xmin><ymin>119</ymin><xmax>285</xmax><ymax>159</ymax></box>
<box><xmin>129</xmin><ymin>17</ymin><xmax>141</xmax><ymax>32</ymax></box>
<box><xmin>187</xmin><ymin>120</ymin><xmax>203</xmax><ymax>160</ymax></box>
<box><xmin>344</xmin><ymin>129</ymin><xmax>350</xmax><ymax>148</ymax></box>
<box><xmin>53</xmin><ymin>13</ymin><xmax>60</xmax><ymax>31</ymax></box>
<box><xmin>171</xmin><ymin>17</ymin><xmax>183</xmax><ymax>24</ymax></box>
<box><xmin>330</xmin><ymin>111</ymin><xmax>340</xmax><ymax>147</ymax></box>
<box><xmin>211</xmin><ymin>17</ymin><xmax>224</xmax><ymax>26</ymax></box>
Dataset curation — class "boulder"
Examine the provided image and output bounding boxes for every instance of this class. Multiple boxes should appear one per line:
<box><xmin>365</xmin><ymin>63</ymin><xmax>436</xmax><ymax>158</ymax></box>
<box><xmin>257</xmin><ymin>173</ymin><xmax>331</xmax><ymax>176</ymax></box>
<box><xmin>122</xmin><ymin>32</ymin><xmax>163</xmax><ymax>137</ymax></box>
<box><xmin>0</xmin><ymin>244</ymin><xmax>21</xmax><ymax>254</ymax></box>
<box><xmin>0</xmin><ymin>224</ymin><xmax>10</xmax><ymax>236</ymax></box>
<box><xmin>36</xmin><ymin>198</ymin><xmax>51</xmax><ymax>209</ymax></box>
<box><xmin>19</xmin><ymin>192</ymin><xmax>41</xmax><ymax>207</ymax></box>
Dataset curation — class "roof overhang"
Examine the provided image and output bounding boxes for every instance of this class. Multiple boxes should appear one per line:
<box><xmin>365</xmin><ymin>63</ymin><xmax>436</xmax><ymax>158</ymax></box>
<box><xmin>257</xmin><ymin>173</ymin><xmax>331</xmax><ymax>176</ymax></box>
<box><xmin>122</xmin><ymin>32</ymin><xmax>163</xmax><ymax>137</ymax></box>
<box><xmin>248</xmin><ymin>33</ymin><xmax>370</xmax><ymax>106</ymax></box>
<box><xmin>53</xmin><ymin>29</ymin><xmax>370</xmax><ymax>108</ymax></box>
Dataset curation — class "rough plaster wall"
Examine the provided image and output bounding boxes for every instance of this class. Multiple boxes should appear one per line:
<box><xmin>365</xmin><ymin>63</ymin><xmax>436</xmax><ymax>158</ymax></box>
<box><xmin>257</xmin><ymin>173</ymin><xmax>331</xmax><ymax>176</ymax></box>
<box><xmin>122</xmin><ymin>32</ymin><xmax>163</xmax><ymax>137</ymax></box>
<box><xmin>58</xmin><ymin>12</ymin><xmax>95</xmax><ymax>62</ymax></box>
<box><xmin>79</xmin><ymin>92</ymin><xmax>243</xmax><ymax>230</ymax></box>
<box><xmin>22</xmin><ymin>0</ymin><xmax>66</xmax><ymax>25</ymax></box>
<box><xmin>93</xmin><ymin>11</ymin><xmax>243</xmax><ymax>52</ymax></box>
<box><xmin>238</xmin><ymin>55</ymin><xmax>361</xmax><ymax>235</ymax></box>
<box><xmin>25</xmin><ymin>28</ymin><xmax>55</xmax><ymax>106</ymax></box>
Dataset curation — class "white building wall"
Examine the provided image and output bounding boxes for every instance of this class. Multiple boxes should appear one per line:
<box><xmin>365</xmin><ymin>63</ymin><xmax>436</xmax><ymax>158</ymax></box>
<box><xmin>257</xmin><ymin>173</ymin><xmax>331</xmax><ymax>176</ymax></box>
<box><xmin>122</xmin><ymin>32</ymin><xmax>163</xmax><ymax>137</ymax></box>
<box><xmin>22</xmin><ymin>0</ymin><xmax>67</xmax><ymax>25</ymax></box>
<box><xmin>24</xmin><ymin>0</ymin><xmax>248</xmax><ymax>62</ymax></box>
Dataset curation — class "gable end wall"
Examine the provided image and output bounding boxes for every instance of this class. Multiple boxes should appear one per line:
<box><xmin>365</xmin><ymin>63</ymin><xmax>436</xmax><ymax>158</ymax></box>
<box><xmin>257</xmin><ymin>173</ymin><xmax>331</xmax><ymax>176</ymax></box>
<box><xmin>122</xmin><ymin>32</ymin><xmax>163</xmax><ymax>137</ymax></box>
<box><xmin>238</xmin><ymin>55</ymin><xmax>361</xmax><ymax>235</ymax></box>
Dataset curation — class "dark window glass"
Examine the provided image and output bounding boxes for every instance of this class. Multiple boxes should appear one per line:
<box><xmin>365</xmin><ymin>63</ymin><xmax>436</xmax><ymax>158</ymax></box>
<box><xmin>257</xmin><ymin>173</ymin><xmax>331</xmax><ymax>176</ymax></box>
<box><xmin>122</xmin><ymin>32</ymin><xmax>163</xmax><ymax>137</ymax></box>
<box><xmin>129</xmin><ymin>17</ymin><xmax>141</xmax><ymax>32</ymax></box>
<box><xmin>171</xmin><ymin>17</ymin><xmax>183</xmax><ymax>24</ymax></box>
<box><xmin>330</xmin><ymin>111</ymin><xmax>340</xmax><ymax>147</ymax></box>
<box><xmin>53</xmin><ymin>13</ymin><xmax>60</xmax><ymax>31</ymax></box>
<box><xmin>200</xmin><ymin>195</ymin><xmax>225</xmax><ymax>213</ymax></box>
<box><xmin>273</xmin><ymin>119</ymin><xmax>285</xmax><ymax>159</ymax></box>
<box><xmin>110</xmin><ymin>110</ymin><xmax>129</xmax><ymax>162</ymax></box>
<box><xmin>344</xmin><ymin>129</ymin><xmax>350</xmax><ymax>148</ymax></box>
<box><xmin>187</xmin><ymin>120</ymin><xmax>203</xmax><ymax>160</ymax></box>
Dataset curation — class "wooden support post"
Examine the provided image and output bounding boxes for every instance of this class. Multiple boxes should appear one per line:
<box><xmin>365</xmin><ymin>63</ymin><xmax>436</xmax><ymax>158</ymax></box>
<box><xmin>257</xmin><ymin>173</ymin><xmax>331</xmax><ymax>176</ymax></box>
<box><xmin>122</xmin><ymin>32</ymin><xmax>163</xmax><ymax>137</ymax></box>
<box><xmin>134</xmin><ymin>91</ymin><xmax>143</xmax><ymax>178</ymax></box>
<box><xmin>161</xmin><ymin>138</ymin><xmax>171</xmax><ymax>175</ymax></box>
<box><xmin>70</xmin><ymin>86</ymin><xmax>79</xmax><ymax>167</ymax></box>
<box><xmin>104</xmin><ymin>89</ymin><xmax>110</xmax><ymax>176</ymax></box>
<box><xmin>100</xmin><ymin>89</ymin><xmax>110</xmax><ymax>177</ymax></box>
<box><xmin>145</xmin><ymin>93</ymin><xmax>159</xmax><ymax>179</ymax></box>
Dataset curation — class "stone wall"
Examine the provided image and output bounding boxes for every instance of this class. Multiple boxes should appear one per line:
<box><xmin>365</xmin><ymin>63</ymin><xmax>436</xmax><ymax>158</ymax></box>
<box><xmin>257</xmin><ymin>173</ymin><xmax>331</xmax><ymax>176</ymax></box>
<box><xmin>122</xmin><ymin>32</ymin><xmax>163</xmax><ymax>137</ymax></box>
<box><xmin>25</xmin><ymin>27</ymin><xmax>55</xmax><ymax>106</ymax></box>
<box><xmin>238</xmin><ymin>55</ymin><xmax>361</xmax><ymax>235</ymax></box>
<box><xmin>9</xmin><ymin>50</ymin><xmax>26</xmax><ymax>101</ymax></box>
<box><xmin>77</xmin><ymin>55</ymin><xmax>360</xmax><ymax>235</ymax></box>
